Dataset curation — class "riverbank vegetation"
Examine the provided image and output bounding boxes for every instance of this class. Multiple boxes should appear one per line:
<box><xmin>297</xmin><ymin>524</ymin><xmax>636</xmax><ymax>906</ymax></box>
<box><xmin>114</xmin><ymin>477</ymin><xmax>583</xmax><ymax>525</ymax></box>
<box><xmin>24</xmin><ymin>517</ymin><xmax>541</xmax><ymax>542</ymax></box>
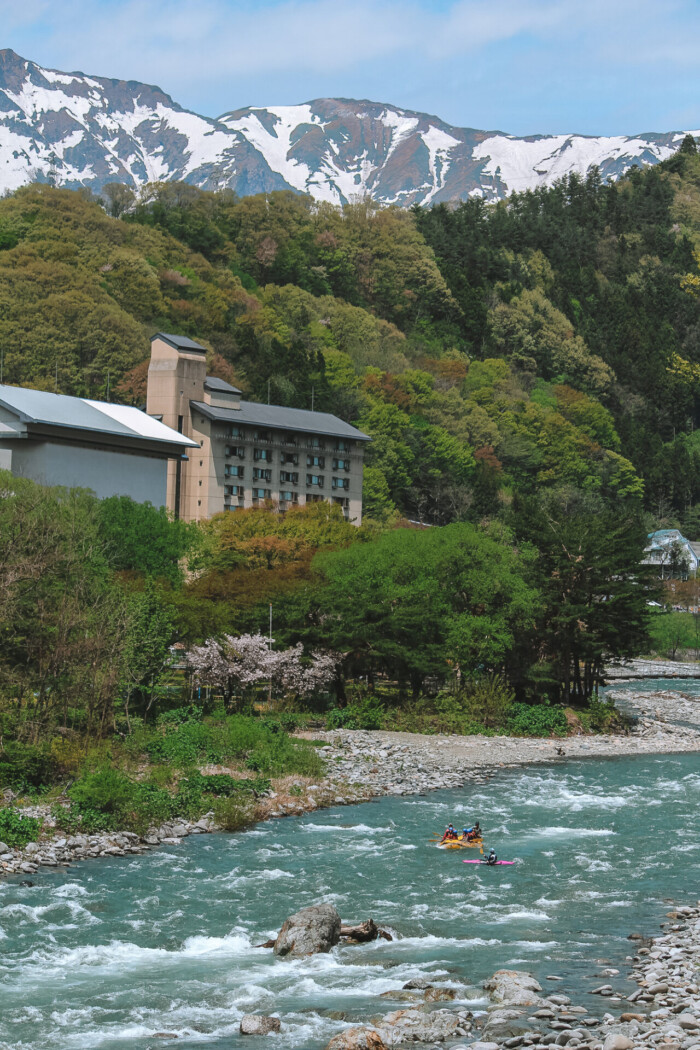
<box><xmin>6</xmin><ymin>140</ymin><xmax>700</xmax><ymax>817</ymax></box>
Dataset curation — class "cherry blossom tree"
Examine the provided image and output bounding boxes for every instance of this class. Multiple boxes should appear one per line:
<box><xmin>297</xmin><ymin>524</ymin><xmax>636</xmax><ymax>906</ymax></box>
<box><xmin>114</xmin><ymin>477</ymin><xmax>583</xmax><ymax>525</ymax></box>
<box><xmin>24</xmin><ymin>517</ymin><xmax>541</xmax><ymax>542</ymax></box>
<box><xmin>187</xmin><ymin>633</ymin><xmax>339</xmax><ymax>705</ymax></box>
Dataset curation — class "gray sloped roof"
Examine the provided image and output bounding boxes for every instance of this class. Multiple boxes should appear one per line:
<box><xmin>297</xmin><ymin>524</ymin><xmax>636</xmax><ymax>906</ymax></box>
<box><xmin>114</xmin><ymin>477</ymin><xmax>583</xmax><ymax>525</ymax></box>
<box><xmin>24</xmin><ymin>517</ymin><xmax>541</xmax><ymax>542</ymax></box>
<box><xmin>204</xmin><ymin>376</ymin><xmax>242</xmax><ymax>395</ymax></box>
<box><xmin>0</xmin><ymin>384</ymin><xmax>197</xmax><ymax>449</ymax></box>
<box><xmin>152</xmin><ymin>331</ymin><xmax>206</xmax><ymax>353</ymax></box>
<box><xmin>191</xmin><ymin>399</ymin><xmax>371</xmax><ymax>442</ymax></box>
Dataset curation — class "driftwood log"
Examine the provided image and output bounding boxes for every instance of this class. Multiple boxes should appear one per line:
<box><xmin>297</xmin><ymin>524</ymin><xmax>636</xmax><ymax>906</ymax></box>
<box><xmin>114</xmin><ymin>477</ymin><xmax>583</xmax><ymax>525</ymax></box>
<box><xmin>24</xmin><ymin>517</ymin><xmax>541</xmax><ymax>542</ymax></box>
<box><xmin>339</xmin><ymin>919</ymin><xmax>393</xmax><ymax>944</ymax></box>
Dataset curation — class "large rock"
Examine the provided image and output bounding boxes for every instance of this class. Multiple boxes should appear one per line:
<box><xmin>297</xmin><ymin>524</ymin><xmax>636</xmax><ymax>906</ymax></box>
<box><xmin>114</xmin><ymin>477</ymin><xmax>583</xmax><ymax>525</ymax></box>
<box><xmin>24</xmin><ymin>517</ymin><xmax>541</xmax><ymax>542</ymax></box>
<box><xmin>602</xmin><ymin>1036</ymin><xmax>634</xmax><ymax>1050</ymax></box>
<box><xmin>483</xmin><ymin>970</ymin><xmax>543</xmax><ymax>1007</ymax></box>
<box><xmin>239</xmin><ymin>1014</ymin><xmax>281</xmax><ymax>1035</ymax></box>
<box><xmin>273</xmin><ymin>903</ymin><xmax>341</xmax><ymax>958</ymax></box>
<box><xmin>326</xmin><ymin>1029</ymin><xmax>388</xmax><ymax>1050</ymax></box>
<box><xmin>375</xmin><ymin>1007</ymin><xmax>460</xmax><ymax>1044</ymax></box>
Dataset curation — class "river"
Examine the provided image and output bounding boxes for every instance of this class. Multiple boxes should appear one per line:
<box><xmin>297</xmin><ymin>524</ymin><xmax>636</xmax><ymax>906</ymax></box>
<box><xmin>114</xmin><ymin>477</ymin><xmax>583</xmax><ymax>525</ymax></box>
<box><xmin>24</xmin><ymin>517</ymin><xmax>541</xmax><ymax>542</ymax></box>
<box><xmin>2</xmin><ymin>749</ymin><xmax>700</xmax><ymax>1048</ymax></box>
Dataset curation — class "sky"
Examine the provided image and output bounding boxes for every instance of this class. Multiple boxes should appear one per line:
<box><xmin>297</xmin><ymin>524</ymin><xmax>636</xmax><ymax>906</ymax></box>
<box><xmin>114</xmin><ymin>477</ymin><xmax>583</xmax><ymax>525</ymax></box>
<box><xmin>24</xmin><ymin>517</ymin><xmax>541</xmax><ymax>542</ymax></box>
<box><xmin>2</xmin><ymin>0</ymin><xmax>700</xmax><ymax>135</ymax></box>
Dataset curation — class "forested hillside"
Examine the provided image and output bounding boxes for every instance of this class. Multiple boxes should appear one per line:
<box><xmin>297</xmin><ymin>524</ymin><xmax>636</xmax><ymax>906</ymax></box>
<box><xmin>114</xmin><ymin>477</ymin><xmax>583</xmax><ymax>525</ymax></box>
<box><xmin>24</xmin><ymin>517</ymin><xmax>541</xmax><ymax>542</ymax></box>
<box><xmin>6</xmin><ymin>142</ymin><xmax>700</xmax><ymax>527</ymax></box>
<box><xmin>9</xmin><ymin>151</ymin><xmax>700</xmax><ymax>806</ymax></box>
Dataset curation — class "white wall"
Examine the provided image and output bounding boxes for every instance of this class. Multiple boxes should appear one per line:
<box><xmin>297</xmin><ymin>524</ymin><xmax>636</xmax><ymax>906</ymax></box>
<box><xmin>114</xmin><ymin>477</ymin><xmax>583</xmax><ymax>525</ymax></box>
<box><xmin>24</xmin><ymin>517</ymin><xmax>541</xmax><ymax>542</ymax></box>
<box><xmin>0</xmin><ymin>439</ymin><xmax>168</xmax><ymax>506</ymax></box>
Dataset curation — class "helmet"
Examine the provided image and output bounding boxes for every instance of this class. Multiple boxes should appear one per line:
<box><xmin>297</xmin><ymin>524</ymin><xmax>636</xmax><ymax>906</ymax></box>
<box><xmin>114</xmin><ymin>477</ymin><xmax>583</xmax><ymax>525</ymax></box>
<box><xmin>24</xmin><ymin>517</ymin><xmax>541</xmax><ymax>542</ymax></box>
<box><xmin>463</xmin><ymin>827</ymin><xmax>468</xmax><ymax>832</ymax></box>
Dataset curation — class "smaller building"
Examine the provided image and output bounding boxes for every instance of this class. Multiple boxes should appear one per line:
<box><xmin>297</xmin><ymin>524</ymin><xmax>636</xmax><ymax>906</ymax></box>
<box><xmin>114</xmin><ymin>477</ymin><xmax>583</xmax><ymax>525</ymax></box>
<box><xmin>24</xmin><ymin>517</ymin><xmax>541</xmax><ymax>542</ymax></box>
<box><xmin>0</xmin><ymin>384</ymin><xmax>197</xmax><ymax>506</ymax></box>
<box><xmin>643</xmin><ymin>529</ymin><xmax>700</xmax><ymax>578</ymax></box>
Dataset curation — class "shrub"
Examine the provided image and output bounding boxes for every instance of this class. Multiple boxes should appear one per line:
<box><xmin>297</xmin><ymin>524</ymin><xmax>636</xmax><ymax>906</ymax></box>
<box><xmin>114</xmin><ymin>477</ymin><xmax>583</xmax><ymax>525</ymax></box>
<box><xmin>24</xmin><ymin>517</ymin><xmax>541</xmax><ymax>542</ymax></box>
<box><xmin>326</xmin><ymin>697</ymin><xmax>385</xmax><ymax>730</ymax></box>
<box><xmin>0</xmin><ymin>740</ymin><xmax>54</xmax><ymax>791</ymax></box>
<box><xmin>0</xmin><ymin>807</ymin><xmax>41</xmax><ymax>848</ymax></box>
<box><xmin>49</xmin><ymin>737</ymin><xmax>84</xmax><ymax>777</ymax></box>
<box><xmin>507</xmin><ymin>702</ymin><xmax>568</xmax><ymax>737</ymax></box>
<box><xmin>211</xmin><ymin>796</ymin><xmax>254</xmax><ymax>831</ymax></box>
<box><xmin>461</xmin><ymin>675</ymin><xmax>515</xmax><ymax>728</ymax></box>
<box><xmin>68</xmin><ymin>768</ymin><xmax>135</xmax><ymax>815</ymax></box>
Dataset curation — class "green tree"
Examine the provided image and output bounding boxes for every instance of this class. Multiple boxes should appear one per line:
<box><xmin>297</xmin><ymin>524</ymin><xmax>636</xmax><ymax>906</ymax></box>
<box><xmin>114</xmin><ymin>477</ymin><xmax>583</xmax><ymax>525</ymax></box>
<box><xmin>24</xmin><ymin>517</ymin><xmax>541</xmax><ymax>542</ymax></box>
<box><xmin>311</xmin><ymin>523</ymin><xmax>539</xmax><ymax>697</ymax></box>
<box><xmin>513</xmin><ymin>490</ymin><xmax>658</xmax><ymax>704</ymax></box>
<box><xmin>99</xmin><ymin>496</ymin><xmax>194</xmax><ymax>585</ymax></box>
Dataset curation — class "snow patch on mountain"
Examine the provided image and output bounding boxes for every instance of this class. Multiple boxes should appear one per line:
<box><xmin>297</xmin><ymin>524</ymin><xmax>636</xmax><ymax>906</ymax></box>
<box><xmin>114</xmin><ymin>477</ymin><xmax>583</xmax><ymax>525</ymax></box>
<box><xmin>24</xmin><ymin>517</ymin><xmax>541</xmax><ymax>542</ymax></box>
<box><xmin>223</xmin><ymin>105</ymin><xmax>317</xmax><ymax>194</ymax></box>
<box><xmin>472</xmin><ymin>132</ymin><xmax>686</xmax><ymax>193</ymax></box>
<box><xmin>0</xmin><ymin>49</ymin><xmax>697</xmax><ymax>207</ymax></box>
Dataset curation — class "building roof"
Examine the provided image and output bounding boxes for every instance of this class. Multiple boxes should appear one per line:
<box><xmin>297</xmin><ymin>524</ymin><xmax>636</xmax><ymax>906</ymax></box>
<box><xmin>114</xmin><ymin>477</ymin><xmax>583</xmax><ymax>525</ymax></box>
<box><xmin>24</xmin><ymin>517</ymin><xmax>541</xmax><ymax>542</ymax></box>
<box><xmin>191</xmin><ymin>399</ymin><xmax>371</xmax><ymax>442</ymax></box>
<box><xmin>0</xmin><ymin>384</ymin><xmax>198</xmax><ymax>451</ymax></box>
<box><xmin>152</xmin><ymin>331</ymin><xmax>207</xmax><ymax>354</ymax></box>
<box><xmin>204</xmin><ymin>376</ymin><xmax>242</xmax><ymax>395</ymax></box>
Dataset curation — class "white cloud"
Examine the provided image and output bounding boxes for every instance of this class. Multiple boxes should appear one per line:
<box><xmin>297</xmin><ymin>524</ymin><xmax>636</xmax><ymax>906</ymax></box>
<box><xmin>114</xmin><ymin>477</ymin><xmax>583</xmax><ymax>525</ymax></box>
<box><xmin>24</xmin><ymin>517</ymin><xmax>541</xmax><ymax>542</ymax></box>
<box><xmin>2</xmin><ymin>0</ymin><xmax>700</xmax><ymax>126</ymax></box>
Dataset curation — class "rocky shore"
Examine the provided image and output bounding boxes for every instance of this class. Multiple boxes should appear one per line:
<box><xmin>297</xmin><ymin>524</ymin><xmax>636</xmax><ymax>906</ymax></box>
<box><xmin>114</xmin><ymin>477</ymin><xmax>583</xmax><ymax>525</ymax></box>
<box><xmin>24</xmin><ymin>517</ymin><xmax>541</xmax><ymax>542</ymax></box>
<box><xmin>240</xmin><ymin>900</ymin><xmax>700</xmax><ymax>1050</ymax></box>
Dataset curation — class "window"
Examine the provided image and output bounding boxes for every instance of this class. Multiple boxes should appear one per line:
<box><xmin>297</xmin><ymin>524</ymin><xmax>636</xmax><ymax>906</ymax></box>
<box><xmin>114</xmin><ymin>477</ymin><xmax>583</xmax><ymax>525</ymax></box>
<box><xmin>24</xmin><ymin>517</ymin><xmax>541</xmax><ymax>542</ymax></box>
<box><xmin>226</xmin><ymin>445</ymin><xmax>245</xmax><ymax>459</ymax></box>
<box><xmin>309</xmin><ymin>436</ymin><xmax>324</xmax><ymax>450</ymax></box>
<box><xmin>281</xmin><ymin>452</ymin><xmax>299</xmax><ymax>466</ymax></box>
<box><xmin>228</xmin><ymin>425</ymin><xmax>243</xmax><ymax>439</ymax></box>
<box><xmin>280</xmin><ymin>470</ymin><xmax>299</xmax><ymax>484</ymax></box>
<box><xmin>254</xmin><ymin>448</ymin><xmax>272</xmax><ymax>462</ymax></box>
<box><xmin>306</xmin><ymin>474</ymin><xmax>324</xmax><ymax>488</ymax></box>
<box><xmin>282</xmin><ymin>433</ymin><xmax>298</xmax><ymax>446</ymax></box>
<box><xmin>307</xmin><ymin>493</ymin><xmax>324</xmax><ymax>504</ymax></box>
<box><xmin>253</xmin><ymin>468</ymin><xmax>272</xmax><ymax>482</ymax></box>
<box><xmin>253</xmin><ymin>430</ymin><xmax>270</xmax><ymax>442</ymax></box>
<box><xmin>225</xmin><ymin>465</ymin><xmax>244</xmax><ymax>478</ymax></box>
<box><xmin>280</xmin><ymin>490</ymin><xmax>298</xmax><ymax>503</ymax></box>
<box><xmin>335</xmin><ymin>439</ymin><xmax>351</xmax><ymax>452</ymax></box>
<box><xmin>332</xmin><ymin>458</ymin><xmax>350</xmax><ymax>471</ymax></box>
<box><xmin>306</xmin><ymin>454</ymin><xmax>325</xmax><ymax>468</ymax></box>
<box><xmin>252</xmin><ymin>488</ymin><xmax>271</xmax><ymax>500</ymax></box>
<box><xmin>225</xmin><ymin>484</ymin><xmax>243</xmax><ymax>496</ymax></box>
<box><xmin>332</xmin><ymin>477</ymin><xmax>349</xmax><ymax>490</ymax></box>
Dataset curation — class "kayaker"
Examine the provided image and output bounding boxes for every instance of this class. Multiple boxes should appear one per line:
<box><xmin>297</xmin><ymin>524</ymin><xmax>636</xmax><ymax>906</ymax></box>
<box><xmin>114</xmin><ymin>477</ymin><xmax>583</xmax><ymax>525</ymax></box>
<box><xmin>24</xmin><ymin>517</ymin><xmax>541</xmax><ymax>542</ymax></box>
<box><xmin>485</xmin><ymin>848</ymin><xmax>497</xmax><ymax>866</ymax></box>
<box><xmin>440</xmin><ymin>824</ymin><xmax>457</xmax><ymax>842</ymax></box>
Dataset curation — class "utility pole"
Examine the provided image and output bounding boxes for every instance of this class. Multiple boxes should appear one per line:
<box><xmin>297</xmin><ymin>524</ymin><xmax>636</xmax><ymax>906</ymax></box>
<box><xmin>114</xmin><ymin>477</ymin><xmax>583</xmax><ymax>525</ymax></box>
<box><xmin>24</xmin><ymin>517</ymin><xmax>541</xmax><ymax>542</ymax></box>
<box><xmin>268</xmin><ymin>604</ymin><xmax>273</xmax><ymax>705</ymax></box>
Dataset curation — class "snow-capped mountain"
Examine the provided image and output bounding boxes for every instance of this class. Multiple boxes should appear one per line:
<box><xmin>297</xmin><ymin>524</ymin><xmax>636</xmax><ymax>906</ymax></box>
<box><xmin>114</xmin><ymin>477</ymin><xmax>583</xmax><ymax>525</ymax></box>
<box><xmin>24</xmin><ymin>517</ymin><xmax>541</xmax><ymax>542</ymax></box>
<box><xmin>0</xmin><ymin>49</ymin><xmax>694</xmax><ymax>206</ymax></box>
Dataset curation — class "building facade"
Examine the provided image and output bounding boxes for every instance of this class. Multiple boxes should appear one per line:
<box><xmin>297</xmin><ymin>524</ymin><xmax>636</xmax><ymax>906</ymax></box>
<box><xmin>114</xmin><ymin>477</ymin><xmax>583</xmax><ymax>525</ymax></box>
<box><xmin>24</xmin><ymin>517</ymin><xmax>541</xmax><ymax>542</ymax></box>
<box><xmin>643</xmin><ymin>529</ymin><xmax>700</xmax><ymax>578</ymax></box>
<box><xmin>146</xmin><ymin>332</ymin><xmax>370</xmax><ymax>524</ymax></box>
<box><xmin>0</xmin><ymin>383</ymin><xmax>197</xmax><ymax>505</ymax></box>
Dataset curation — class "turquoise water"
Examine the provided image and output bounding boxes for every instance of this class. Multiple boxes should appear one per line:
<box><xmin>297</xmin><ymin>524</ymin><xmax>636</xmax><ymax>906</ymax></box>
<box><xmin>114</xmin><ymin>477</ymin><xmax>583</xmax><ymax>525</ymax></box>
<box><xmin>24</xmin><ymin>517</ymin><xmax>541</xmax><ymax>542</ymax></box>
<box><xmin>2</xmin><ymin>752</ymin><xmax>700</xmax><ymax>1049</ymax></box>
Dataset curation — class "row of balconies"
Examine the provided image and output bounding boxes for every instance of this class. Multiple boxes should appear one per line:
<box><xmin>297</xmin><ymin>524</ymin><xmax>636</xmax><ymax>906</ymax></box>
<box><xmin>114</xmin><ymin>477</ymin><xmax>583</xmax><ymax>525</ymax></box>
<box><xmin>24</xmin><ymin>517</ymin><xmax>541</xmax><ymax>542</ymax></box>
<box><xmin>224</xmin><ymin>477</ymin><xmax>350</xmax><ymax>497</ymax></box>
<box><xmin>224</xmin><ymin>467</ymin><xmax>352</xmax><ymax>488</ymax></box>
<box><xmin>223</xmin><ymin>427</ymin><xmax>355</xmax><ymax>454</ymax></box>
<box><xmin>224</xmin><ymin>447</ymin><xmax>351</xmax><ymax>471</ymax></box>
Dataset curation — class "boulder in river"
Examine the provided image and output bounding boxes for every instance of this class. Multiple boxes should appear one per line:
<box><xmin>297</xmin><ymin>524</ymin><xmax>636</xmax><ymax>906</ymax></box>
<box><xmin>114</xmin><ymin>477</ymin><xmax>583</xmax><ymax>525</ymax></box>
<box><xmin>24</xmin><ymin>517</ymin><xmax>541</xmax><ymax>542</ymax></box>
<box><xmin>273</xmin><ymin>903</ymin><xmax>341</xmax><ymax>958</ymax></box>
<box><xmin>325</xmin><ymin>1028</ymin><xmax>388</xmax><ymax>1050</ymax></box>
<box><xmin>374</xmin><ymin>1007</ymin><xmax>461</xmax><ymax>1043</ymax></box>
<box><xmin>239</xmin><ymin>1014</ymin><xmax>281</xmax><ymax>1035</ymax></box>
<box><xmin>483</xmin><ymin>970</ymin><xmax>543</xmax><ymax>1007</ymax></box>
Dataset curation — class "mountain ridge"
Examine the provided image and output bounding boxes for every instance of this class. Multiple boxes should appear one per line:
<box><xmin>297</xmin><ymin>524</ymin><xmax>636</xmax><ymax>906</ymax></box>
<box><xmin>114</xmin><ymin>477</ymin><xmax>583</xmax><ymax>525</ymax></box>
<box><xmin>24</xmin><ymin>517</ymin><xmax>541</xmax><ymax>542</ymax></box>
<box><xmin>0</xmin><ymin>48</ymin><xmax>695</xmax><ymax>206</ymax></box>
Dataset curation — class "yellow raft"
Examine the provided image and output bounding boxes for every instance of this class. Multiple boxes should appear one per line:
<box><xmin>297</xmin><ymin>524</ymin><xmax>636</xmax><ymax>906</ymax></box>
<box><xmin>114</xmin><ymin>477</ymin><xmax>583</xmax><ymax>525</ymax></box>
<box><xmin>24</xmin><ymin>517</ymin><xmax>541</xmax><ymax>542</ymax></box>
<box><xmin>435</xmin><ymin>838</ymin><xmax>483</xmax><ymax>849</ymax></box>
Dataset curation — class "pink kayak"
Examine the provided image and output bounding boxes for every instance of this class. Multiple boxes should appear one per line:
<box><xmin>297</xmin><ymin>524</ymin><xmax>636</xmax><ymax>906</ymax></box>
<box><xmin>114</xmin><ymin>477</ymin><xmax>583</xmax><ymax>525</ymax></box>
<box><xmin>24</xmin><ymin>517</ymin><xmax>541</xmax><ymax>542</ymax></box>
<box><xmin>463</xmin><ymin>859</ymin><xmax>515</xmax><ymax>866</ymax></box>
